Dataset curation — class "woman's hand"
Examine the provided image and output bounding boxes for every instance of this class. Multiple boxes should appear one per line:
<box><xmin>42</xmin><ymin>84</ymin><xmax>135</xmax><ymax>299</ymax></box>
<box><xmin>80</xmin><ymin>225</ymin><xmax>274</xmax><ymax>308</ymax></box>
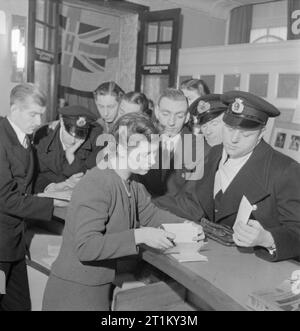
<box><xmin>134</xmin><ymin>227</ymin><xmax>176</xmax><ymax>251</ymax></box>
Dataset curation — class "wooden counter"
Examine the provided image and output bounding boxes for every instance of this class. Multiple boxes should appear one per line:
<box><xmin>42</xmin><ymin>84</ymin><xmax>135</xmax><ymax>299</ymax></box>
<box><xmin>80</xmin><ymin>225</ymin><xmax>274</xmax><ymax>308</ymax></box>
<box><xmin>142</xmin><ymin>243</ymin><xmax>300</xmax><ymax>311</ymax></box>
<box><xmin>26</xmin><ymin>207</ymin><xmax>300</xmax><ymax>311</ymax></box>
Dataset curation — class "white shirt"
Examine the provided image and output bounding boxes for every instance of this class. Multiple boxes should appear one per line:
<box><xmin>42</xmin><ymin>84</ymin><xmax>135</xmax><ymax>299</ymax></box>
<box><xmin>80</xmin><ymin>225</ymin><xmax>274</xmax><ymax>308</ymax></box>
<box><xmin>59</xmin><ymin>125</ymin><xmax>67</xmax><ymax>151</ymax></box>
<box><xmin>7</xmin><ymin>117</ymin><xmax>27</xmax><ymax>148</ymax></box>
<box><xmin>161</xmin><ymin>133</ymin><xmax>181</xmax><ymax>153</ymax></box>
<box><xmin>214</xmin><ymin>149</ymin><xmax>253</xmax><ymax>197</ymax></box>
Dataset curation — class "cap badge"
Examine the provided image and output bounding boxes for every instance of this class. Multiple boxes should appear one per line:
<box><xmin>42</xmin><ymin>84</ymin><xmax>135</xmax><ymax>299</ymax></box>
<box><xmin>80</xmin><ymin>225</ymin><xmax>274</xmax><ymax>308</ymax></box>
<box><xmin>197</xmin><ymin>101</ymin><xmax>211</xmax><ymax>114</ymax></box>
<box><xmin>232</xmin><ymin>98</ymin><xmax>244</xmax><ymax>114</ymax></box>
<box><xmin>76</xmin><ymin>117</ymin><xmax>87</xmax><ymax>127</ymax></box>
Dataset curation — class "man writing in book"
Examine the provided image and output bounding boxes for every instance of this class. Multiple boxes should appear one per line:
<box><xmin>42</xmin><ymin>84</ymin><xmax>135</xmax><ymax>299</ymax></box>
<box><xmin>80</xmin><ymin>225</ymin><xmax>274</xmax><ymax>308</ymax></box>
<box><xmin>156</xmin><ymin>91</ymin><xmax>300</xmax><ymax>262</ymax></box>
<box><xmin>0</xmin><ymin>83</ymin><xmax>69</xmax><ymax>311</ymax></box>
<box><xmin>33</xmin><ymin>105</ymin><xmax>103</xmax><ymax>193</ymax></box>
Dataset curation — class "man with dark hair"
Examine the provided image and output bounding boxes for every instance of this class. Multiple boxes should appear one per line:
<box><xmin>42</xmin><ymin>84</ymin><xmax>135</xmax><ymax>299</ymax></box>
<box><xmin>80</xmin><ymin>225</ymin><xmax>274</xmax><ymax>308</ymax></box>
<box><xmin>156</xmin><ymin>91</ymin><xmax>300</xmax><ymax>262</ymax></box>
<box><xmin>0</xmin><ymin>83</ymin><xmax>69</xmax><ymax>311</ymax></box>
<box><xmin>34</xmin><ymin>105</ymin><xmax>103</xmax><ymax>193</ymax></box>
<box><xmin>141</xmin><ymin>88</ymin><xmax>207</xmax><ymax>197</ymax></box>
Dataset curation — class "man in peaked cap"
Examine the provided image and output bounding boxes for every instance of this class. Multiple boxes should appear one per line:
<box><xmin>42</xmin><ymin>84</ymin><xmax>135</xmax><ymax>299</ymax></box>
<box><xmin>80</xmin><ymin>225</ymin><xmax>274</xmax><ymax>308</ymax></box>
<box><xmin>190</xmin><ymin>94</ymin><xmax>228</xmax><ymax>146</ymax></box>
<box><xmin>33</xmin><ymin>105</ymin><xmax>103</xmax><ymax>193</ymax></box>
<box><xmin>156</xmin><ymin>91</ymin><xmax>300</xmax><ymax>262</ymax></box>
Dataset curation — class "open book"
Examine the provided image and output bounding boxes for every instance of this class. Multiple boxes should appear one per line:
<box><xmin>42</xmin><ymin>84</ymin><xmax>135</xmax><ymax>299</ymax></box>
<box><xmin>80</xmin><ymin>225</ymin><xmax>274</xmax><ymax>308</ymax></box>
<box><xmin>161</xmin><ymin>223</ymin><xmax>208</xmax><ymax>263</ymax></box>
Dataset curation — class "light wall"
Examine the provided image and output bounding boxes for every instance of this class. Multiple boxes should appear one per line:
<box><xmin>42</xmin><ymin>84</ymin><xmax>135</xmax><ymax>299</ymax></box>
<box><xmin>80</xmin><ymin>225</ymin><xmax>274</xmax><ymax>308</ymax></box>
<box><xmin>180</xmin><ymin>8</ymin><xmax>226</xmax><ymax>48</ymax></box>
<box><xmin>0</xmin><ymin>0</ymin><xmax>28</xmax><ymax>117</ymax></box>
<box><xmin>130</xmin><ymin>0</ymin><xmax>227</xmax><ymax>48</ymax></box>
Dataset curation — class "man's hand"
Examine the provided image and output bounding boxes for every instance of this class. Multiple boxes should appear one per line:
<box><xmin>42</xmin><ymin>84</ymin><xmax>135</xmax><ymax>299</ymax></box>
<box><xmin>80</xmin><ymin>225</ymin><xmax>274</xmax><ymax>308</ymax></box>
<box><xmin>65</xmin><ymin>172</ymin><xmax>84</xmax><ymax>188</ymax></box>
<box><xmin>184</xmin><ymin>220</ymin><xmax>205</xmax><ymax>242</ymax></box>
<box><xmin>134</xmin><ymin>228</ymin><xmax>176</xmax><ymax>251</ymax></box>
<box><xmin>233</xmin><ymin>219</ymin><xmax>275</xmax><ymax>248</ymax></box>
<box><xmin>65</xmin><ymin>139</ymin><xmax>85</xmax><ymax>164</ymax></box>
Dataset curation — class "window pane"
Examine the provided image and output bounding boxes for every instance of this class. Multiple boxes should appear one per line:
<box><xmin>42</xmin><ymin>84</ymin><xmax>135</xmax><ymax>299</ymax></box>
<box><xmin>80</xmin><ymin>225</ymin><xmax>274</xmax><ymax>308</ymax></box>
<box><xmin>142</xmin><ymin>74</ymin><xmax>169</xmax><ymax>104</ymax></box>
<box><xmin>223</xmin><ymin>74</ymin><xmax>240</xmax><ymax>93</ymax></box>
<box><xmin>47</xmin><ymin>0</ymin><xmax>57</xmax><ymax>26</ymax></box>
<box><xmin>144</xmin><ymin>45</ymin><xmax>157</xmax><ymax>65</ymax></box>
<box><xmin>249</xmin><ymin>74</ymin><xmax>269</xmax><ymax>97</ymax></box>
<box><xmin>36</xmin><ymin>0</ymin><xmax>45</xmax><ymax>22</ymax></box>
<box><xmin>269</xmin><ymin>26</ymin><xmax>287</xmax><ymax>40</ymax></box>
<box><xmin>158</xmin><ymin>44</ymin><xmax>171</xmax><ymax>65</ymax></box>
<box><xmin>200</xmin><ymin>75</ymin><xmax>216</xmax><ymax>94</ymax></box>
<box><xmin>35</xmin><ymin>23</ymin><xmax>55</xmax><ymax>52</ymax></box>
<box><xmin>277</xmin><ymin>108</ymin><xmax>295</xmax><ymax>123</ymax></box>
<box><xmin>147</xmin><ymin>22</ymin><xmax>158</xmax><ymax>43</ymax></box>
<box><xmin>159</xmin><ymin>21</ymin><xmax>173</xmax><ymax>42</ymax></box>
<box><xmin>35</xmin><ymin>22</ymin><xmax>44</xmax><ymax>49</ymax></box>
<box><xmin>278</xmin><ymin>74</ymin><xmax>300</xmax><ymax>99</ymax></box>
<box><xmin>250</xmin><ymin>28</ymin><xmax>267</xmax><ymax>43</ymax></box>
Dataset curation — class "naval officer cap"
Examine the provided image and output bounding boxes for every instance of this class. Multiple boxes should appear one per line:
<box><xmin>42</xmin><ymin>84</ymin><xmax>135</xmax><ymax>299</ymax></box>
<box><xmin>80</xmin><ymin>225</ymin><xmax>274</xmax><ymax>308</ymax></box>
<box><xmin>59</xmin><ymin>105</ymin><xmax>97</xmax><ymax>139</ymax></box>
<box><xmin>191</xmin><ymin>94</ymin><xmax>228</xmax><ymax>125</ymax></box>
<box><xmin>221</xmin><ymin>91</ymin><xmax>280</xmax><ymax>129</ymax></box>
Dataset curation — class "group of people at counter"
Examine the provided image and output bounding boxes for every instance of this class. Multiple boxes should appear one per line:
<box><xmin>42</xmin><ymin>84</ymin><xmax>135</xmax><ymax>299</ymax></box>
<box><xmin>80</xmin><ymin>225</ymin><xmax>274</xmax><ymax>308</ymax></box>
<box><xmin>0</xmin><ymin>78</ymin><xmax>299</xmax><ymax>311</ymax></box>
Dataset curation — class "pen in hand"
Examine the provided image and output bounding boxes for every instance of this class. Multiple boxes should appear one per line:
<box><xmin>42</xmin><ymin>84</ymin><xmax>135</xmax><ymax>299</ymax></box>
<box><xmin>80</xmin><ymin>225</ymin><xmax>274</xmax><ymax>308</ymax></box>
<box><xmin>167</xmin><ymin>237</ymin><xmax>176</xmax><ymax>247</ymax></box>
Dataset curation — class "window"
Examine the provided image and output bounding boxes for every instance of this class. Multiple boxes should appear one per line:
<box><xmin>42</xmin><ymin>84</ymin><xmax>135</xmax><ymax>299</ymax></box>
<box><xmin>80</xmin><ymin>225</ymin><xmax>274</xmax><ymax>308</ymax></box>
<box><xmin>250</xmin><ymin>0</ymin><xmax>288</xmax><ymax>44</ymax></box>
<box><xmin>250</xmin><ymin>27</ymin><xmax>287</xmax><ymax>43</ymax></box>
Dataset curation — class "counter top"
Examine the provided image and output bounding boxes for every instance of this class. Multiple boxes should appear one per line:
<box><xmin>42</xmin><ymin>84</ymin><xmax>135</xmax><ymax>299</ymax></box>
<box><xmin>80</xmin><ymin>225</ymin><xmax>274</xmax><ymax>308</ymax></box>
<box><xmin>26</xmin><ymin>207</ymin><xmax>300</xmax><ymax>310</ymax></box>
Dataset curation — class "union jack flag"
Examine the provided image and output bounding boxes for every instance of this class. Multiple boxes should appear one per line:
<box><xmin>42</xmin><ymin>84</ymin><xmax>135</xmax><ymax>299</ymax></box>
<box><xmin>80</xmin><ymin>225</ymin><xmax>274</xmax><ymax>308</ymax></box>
<box><xmin>60</xmin><ymin>4</ymin><xmax>119</xmax><ymax>91</ymax></box>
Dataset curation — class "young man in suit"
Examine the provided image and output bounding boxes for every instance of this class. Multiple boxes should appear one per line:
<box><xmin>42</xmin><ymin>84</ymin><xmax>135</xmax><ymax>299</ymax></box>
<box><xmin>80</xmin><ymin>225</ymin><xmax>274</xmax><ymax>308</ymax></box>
<box><xmin>156</xmin><ymin>91</ymin><xmax>300</xmax><ymax>262</ymax></box>
<box><xmin>33</xmin><ymin>105</ymin><xmax>103</xmax><ymax>193</ymax></box>
<box><xmin>0</xmin><ymin>83</ymin><xmax>68</xmax><ymax>311</ymax></box>
<box><xmin>141</xmin><ymin>88</ymin><xmax>207</xmax><ymax>197</ymax></box>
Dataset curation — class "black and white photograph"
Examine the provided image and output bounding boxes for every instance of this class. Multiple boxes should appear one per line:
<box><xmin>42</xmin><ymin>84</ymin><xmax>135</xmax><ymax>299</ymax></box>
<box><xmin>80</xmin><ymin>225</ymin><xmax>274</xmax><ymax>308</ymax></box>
<box><xmin>289</xmin><ymin>135</ymin><xmax>300</xmax><ymax>151</ymax></box>
<box><xmin>274</xmin><ymin>132</ymin><xmax>287</xmax><ymax>148</ymax></box>
<box><xmin>0</xmin><ymin>0</ymin><xmax>300</xmax><ymax>315</ymax></box>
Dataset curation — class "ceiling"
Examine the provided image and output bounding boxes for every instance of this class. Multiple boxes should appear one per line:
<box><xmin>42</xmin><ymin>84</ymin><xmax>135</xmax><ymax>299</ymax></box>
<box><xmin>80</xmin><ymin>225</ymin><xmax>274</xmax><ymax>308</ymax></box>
<box><xmin>129</xmin><ymin>0</ymin><xmax>280</xmax><ymax>19</ymax></box>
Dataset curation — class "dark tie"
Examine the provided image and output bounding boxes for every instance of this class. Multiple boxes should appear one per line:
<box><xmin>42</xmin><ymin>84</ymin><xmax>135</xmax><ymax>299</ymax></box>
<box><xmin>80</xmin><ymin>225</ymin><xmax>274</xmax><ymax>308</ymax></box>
<box><xmin>214</xmin><ymin>190</ymin><xmax>224</xmax><ymax>222</ymax></box>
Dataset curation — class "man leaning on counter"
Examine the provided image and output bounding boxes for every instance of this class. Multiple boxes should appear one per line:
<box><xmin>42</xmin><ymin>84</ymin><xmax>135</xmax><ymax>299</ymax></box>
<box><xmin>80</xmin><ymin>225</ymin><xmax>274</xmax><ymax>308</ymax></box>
<box><xmin>155</xmin><ymin>91</ymin><xmax>300</xmax><ymax>262</ymax></box>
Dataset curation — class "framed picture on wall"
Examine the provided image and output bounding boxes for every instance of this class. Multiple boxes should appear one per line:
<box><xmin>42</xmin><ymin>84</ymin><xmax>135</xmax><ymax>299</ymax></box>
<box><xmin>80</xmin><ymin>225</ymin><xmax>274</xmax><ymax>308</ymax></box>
<box><xmin>270</xmin><ymin>121</ymin><xmax>300</xmax><ymax>163</ymax></box>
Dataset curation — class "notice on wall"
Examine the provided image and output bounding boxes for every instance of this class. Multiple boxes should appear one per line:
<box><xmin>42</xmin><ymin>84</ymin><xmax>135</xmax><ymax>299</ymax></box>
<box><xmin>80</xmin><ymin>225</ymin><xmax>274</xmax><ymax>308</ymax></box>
<box><xmin>288</xmin><ymin>0</ymin><xmax>300</xmax><ymax>40</ymax></box>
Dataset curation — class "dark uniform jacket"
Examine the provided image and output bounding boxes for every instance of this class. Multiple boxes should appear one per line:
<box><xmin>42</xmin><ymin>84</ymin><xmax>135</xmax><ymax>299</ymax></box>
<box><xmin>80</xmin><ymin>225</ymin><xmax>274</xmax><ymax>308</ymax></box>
<box><xmin>156</xmin><ymin>140</ymin><xmax>300</xmax><ymax>262</ymax></box>
<box><xmin>140</xmin><ymin>127</ymin><xmax>211</xmax><ymax>198</ymax></box>
<box><xmin>0</xmin><ymin>118</ymin><xmax>54</xmax><ymax>262</ymax></box>
<box><xmin>33</xmin><ymin>122</ymin><xmax>103</xmax><ymax>192</ymax></box>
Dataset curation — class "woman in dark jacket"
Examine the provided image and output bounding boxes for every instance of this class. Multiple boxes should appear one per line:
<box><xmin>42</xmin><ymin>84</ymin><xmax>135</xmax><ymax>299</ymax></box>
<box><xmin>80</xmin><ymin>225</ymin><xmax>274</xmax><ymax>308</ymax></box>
<box><xmin>42</xmin><ymin>113</ymin><xmax>204</xmax><ymax>311</ymax></box>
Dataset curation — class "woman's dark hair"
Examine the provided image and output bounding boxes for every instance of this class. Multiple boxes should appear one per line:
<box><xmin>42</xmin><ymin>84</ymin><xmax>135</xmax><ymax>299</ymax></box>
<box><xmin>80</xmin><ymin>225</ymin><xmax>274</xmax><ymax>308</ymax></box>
<box><xmin>111</xmin><ymin>113</ymin><xmax>159</xmax><ymax>147</ymax></box>
<box><xmin>93</xmin><ymin>81</ymin><xmax>124</xmax><ymax>101</ymax></box>
<box><xmin>180</xmin><ymin>79</ymin><xmax>210</xmax><ymax>96</ymax></box>
<box><xmin>122</xmin><ymin>92</ymin><xmax>149</xmax><ymax>113</ymax></box>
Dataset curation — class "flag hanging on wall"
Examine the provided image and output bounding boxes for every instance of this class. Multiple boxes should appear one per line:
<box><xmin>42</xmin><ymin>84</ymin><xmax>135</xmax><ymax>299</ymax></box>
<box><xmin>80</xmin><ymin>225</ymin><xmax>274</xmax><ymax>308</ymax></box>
<box><xmin>60</xmin><ymin>2</ymin><xmax>120</xmax><ymax>92</ymax></box>
<box><xmin>288</xmin><ymin>0</ymin><xmax>300</xmax><ymax>40</ymax></box>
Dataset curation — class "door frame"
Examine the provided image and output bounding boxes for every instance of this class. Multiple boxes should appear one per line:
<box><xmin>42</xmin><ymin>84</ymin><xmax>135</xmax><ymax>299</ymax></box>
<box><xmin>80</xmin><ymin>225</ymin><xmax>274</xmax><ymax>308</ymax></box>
<box><xmin>135</xmin><ymin>8</ymin><xmax>182</xmax><ymax>92</ymax></box>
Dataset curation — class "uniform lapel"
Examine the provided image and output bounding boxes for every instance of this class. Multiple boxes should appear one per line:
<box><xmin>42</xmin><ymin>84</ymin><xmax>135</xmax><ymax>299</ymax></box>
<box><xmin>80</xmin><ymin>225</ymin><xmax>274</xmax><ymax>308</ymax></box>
<box><xmin>196</xmin><ymin>145</ymin><xmax>223</xmax><ymax>222</ymax></box>
<box><xmin>3</xmin><ymin>118</ymin><xmax>29</xmax><ymax>167</ymax></box>
<box><xmin>215</xmin><ymin>140</ymin><xmax>271</xmax><ymax>223</ymax></box>
<box><xmin>43</xmin><ymin>125</ymin><xmax>65</xmax><ymax>174</ymax></box>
